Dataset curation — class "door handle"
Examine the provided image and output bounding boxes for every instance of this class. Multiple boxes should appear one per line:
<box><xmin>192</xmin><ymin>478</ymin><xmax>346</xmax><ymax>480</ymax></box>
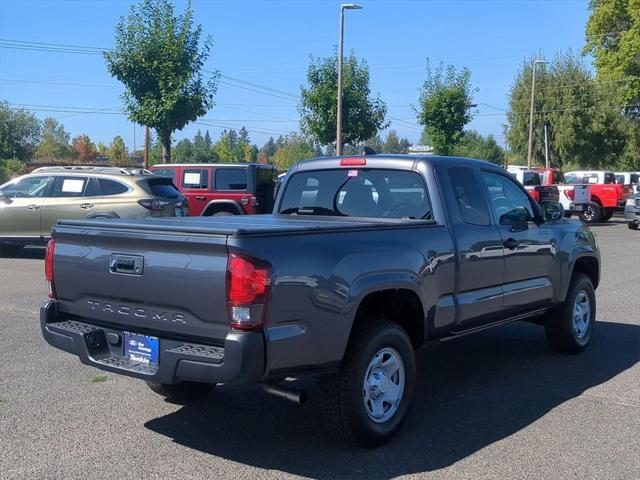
<box><xmin>81</xmin><ymin>203</ymin><xmax>94</xmax><ymax>209</ymax></box>
<box><xmin>503</xmin><ymin>238</ymin><xmax>519</xmax><ymax>250</ymax></box>
<box><xmin>27</xmin><ymin>204</ymin><xmax>40</xmax><ymax>211</ymax></box>
<box><xmin>195</xmin><ymin>195</ymin><xmax>206</xmax><ymax>201</ymax></box>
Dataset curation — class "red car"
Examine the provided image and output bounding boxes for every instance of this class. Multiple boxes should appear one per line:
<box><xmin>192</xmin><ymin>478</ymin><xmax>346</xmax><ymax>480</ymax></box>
<box><xmin>564</xmin><ymin>170</ymin><xmax>633</xmax><ymax>223</ymax></box>
<box><xmin>150</xmin><ymin>163</ymin><xmax>277</xmax><ymax>216</ymax></box>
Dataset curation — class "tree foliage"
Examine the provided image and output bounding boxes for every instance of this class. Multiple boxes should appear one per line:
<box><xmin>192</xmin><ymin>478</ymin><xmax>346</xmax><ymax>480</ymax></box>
<box><xmin>36</xmin><ymin>118</ymin><xmax>71</xmax><ymax>160</ymax></box>
<box><xmin>0</xmin><ymin>101</ymin><xmax>41</xmax><ymax>160</ymax></box>
<box><xmin>299</xmin><ymin>52</ymin><xmax>388</xmax><ymax>147</ymax></box>
<box><xmin>272</xmin><ymin>133</ymin><xmax>316</xmax><ymax>170</ymax></box>
<box><xmin>104</xmin><ymin>0</ymin><xmax>218</xmax><ymax>163</ymax></box>
<box><xmin>72</xmin><ymin>134</ymin><xmax>98</xmax><ymax>163</ymax></box>
<box><xmin>584</xmin><ymin>0</ymin><xmax>640</xmax><ymax>115</ymax></box>
<box><xmin>416</xmin><ymin>61</ymin><xmax>476</xmax><ymax>155</ymax></box>
<box><xmin>453</xmin><ymin>130</ymin><xmax>504</xmax><ymax>165</ymax></box>
<box><xmin>108</xmin><ymin>136</ymin><xmax>128</xmax><ymax>165</ymax></box>
<box><xmin>507</xmin><ymin>51</ymin><xmax>633</xmax><ymax>169</ymax></box>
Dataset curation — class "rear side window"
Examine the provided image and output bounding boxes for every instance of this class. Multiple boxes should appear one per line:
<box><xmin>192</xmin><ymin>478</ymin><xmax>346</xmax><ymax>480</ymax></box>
<box><xmin>447</xmin><ymin>167</ymin><xmax>490</xmax><ymax>226</ymax></box>
<box><xmin>98</xmin><ymin>178</ymin><xmax>129</xmax><ymax>196</ymax></box>
<box><xmin>604</xmin><ymin>173</ymin><xmax>616</xmax><ymax>184</ymax></box>
<box><xmin>553</xmin><ymin>170</ymin><xmax>565</xmax><ymax>184</ymax></box>
<box><xmin>183</xmin><ymin>169</ymin><xmax>209</xmax><ymax>189</ymax></box>
<box><xmin>522</xmin><ymin>172</ymin><xmax>541</xmax><ymax>186</ymax></box>
<box><xmin>140</xmin><ymin>178</ymin><xmax>181</xmax><ymax>198</ymax></box>
<box><xmin>215</xmin><ymin>168</ymin><xmax>247</xmax><ymax>191</ymax></box>
<box><xmin>279</xmin><ymin>169</ymin><xmax>432</xmax><ymax>219</ymax></box>
<box><xmin>153</xmin><ymin>168</ymin><xmax>176</xmax><ymax>182</ymax></box>
<box><xmin>50</xmin><ymin>176</ymin><xmax>88</xmax><ymax>198</ymax></box>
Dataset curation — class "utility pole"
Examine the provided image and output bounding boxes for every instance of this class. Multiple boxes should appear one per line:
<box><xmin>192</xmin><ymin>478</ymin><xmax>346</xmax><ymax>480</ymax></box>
<box><xmin>527</xmin><ymin>60</ymin><xmax>547</xmax><ymax>169</ymax></box>
<box><xmin>504</xmin><ymin>140</ymin><xmax>508</xmax><ymax>168</ymax></box>
<box><xmin>544</xmin><ymin>123</ymin><xmax>550</xmax><ymax>169</ymax></box>
<box><xmin>144</xmin><ymin>126</ymin><xmax>150</xmax><ymax>169</ymax></box>
<box><xmin>336</xmin><ymin>3</ymin><xmax>362</xmax><ymax>156</ymax></box>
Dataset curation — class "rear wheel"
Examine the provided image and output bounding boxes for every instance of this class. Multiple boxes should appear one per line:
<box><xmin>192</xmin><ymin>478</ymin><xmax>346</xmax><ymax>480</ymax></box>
<box><xmin>544</xmin><ymin>273</ymin><xmax>596</xmax><ymax>354</ymax></box>
<box><xmin>321</xmin><ymin>318</ymin><xmax>416</xmax><ymax>447</ymax></box>
<box><xmin>580</xmin><ymin>204</ymin><xmax>601</xmax><ymax>223</ymax></box>
<box><xmin>629</xmin><ymin>222</ymin><xmax>639</xmax><ymax>230</ymax></box>
<box><xmin>146</xmin><ymin>381</ymin><xmax>213</xmax><ymax>403</ymax></box>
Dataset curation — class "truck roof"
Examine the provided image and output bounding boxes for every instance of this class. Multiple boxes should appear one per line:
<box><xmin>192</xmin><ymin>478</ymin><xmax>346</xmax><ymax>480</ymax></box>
<box><xmin>291</xmin><ymin>154</ymin><xmax>502</xmax><ymax>173</ymax></box>
<box><xmin>151</xmin><ymin>163</ymin><xmax>272</xmax><ymax>168</ymax></box>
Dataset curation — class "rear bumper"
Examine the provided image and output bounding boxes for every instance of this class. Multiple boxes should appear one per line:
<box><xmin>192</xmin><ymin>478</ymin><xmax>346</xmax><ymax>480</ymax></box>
<box><xmin>625</xmin><ymin>205</ymin><xmax>640</xmax><ymax>222</ymax></box>
<box><xmin>40</xmin><ymin>300</ymin><xmax>265</xmax><ymax>385</ymax></box>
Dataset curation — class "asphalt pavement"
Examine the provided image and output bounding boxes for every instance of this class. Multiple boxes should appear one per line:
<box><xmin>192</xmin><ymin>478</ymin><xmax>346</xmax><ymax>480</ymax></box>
<box><xmin>1</xmin><ymin>217</ymin><xmax>638</xmax><ymax>479</ymax></box>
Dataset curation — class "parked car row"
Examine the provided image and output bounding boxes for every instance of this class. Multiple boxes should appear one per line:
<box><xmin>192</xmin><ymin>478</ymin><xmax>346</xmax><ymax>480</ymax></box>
<box><xmin>0</xmin><ymin>166</ymin><xmax>186</xmax><ymax>251</ymax></box>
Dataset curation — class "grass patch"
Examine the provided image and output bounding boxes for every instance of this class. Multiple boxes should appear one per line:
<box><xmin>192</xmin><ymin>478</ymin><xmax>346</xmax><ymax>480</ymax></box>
<box><xmin>0</xmin><ymin>399</ymin><xmax>7</xmax><ymax>405</ymax></box>
<box><xmin>88</xmin><ymin>374</ymin><xmax>111</xmax><ymax>383</ymax></box>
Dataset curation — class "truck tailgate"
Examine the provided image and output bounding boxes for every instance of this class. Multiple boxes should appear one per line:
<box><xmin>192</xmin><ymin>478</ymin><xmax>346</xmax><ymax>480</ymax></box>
<box><xmin>51</xmin><ymin>221</ymin><xmax>230</xmax><ymax>342</ymax></box>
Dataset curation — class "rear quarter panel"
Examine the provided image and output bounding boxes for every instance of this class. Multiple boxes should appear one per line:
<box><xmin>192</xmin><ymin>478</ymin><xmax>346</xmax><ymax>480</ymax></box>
<box><xmin>230</xmin><ymin>223</ymin><xmax>455</xmax><ymax>375</ymax></box>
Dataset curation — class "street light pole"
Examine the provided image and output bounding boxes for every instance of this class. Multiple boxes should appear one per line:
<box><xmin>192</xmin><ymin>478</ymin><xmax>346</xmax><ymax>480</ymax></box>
<box><xmin>527</xmin><ymin>60</ymin><xmax>547</xmax><ymax>169</ymax></box>
<box><xmin>336</xmin><ymin>3</ymin><xmax>362</xmax><ymax>156</ymax></box>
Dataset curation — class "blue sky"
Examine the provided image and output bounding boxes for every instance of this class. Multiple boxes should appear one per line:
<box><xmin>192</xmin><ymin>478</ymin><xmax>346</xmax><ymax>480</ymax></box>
<box><xmin>0</xmin><ymin>0</ymin><xmax>591</xmax><ymax>151</ymax></box>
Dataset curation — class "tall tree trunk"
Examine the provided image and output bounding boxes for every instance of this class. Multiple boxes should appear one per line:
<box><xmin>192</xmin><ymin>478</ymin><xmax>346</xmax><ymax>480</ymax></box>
<box><xmin>159</xmin><ymin>130</ymin><xmax>171</xmax><ymax>163</ymax></box>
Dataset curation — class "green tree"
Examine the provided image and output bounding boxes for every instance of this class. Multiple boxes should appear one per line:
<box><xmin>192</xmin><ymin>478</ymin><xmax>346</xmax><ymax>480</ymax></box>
<box><xmin>173</xmin><ymin>138</ymin><xmax>193</xmax><ymax>162</ymax></box>
<box><xmin>584</xmin><ymin>0</ymin><xmax>640</xmax><ymax>115</ymax></box>
<box><xmin>453</xmin><ymin>130</ymin><xmax>504</xmax><ymax>165</ymax></box>
<box><xmin>192</xmin><ymin>130</ymin><xmax>210</xmax><ymax>162</ymax></box>
<box><xmin>104</xmin><ymin>0</ymin><xmax>218</xmax><ymax>163</ymax></box>
<box><xmin>97</xmin><ymin>142</ymin><xmax>108</xmax><ymax>157</ymax></box>
<box><xmin>416</xmin><ymin>60</ymin><xmax>476</xmax><ymax>155</ymax></box>
<box><xmin>0</xmin><ymin>158</ymin><xmax>27</xmax><ymax>184</ymax></box>
<box><xmin>108</xmin><ymin>136</ymin><xmax>128</xmax><ymax>165</ymax></box>
<box><xmin>213</xmin><ymin>130</ymin><xmax>237</xmax><ymax>162</ymax></box>
<box><xmin>299</xmin><ymin>52</ymin><xmax>388</xmax><ymax>148</ymax></box>
<box><xmin>507</xmin><ymin>51</ymin><xmax>629</xmax><ymax>168</ymax></box>
<box><xmin>36</xmin><ymin>117</ymin><xmax>71</xmax><ymax>160</ymax></box>
<box><xmin>72</xmin><ymin>134</ymin><xmax>98</xmax><ymax>163</ymax></box>
<box><xmin>272</xmin><ymin>133</ymin><xmax>315</xmax><ymax>170</ymax></box>
<box><xmin>0</xmin><ymin>101</ymin><xmax>41</xmax><ymax>160</ymax></box>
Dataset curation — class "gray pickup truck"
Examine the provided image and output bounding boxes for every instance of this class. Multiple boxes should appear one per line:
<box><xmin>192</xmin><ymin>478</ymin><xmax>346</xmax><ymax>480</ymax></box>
<box><xmin>40</xmin><ymin>155</ymin><xmax>600</xmax><ymax>446</ymax></box>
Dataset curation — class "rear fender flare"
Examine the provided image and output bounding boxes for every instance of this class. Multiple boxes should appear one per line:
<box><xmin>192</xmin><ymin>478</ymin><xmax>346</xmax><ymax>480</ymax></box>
<box><xmin>201</xmin><ymin>200</ymin><xmax>244</xmax><ymax>216</ymax></box>
<box><xmin>84</xmin><ymin>211</ymin><xmax>120</xmax><ymax>219</ymax></box>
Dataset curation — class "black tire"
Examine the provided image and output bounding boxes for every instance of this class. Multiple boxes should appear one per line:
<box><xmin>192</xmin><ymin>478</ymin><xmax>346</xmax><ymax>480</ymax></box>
<box><xmin>600</xmin><ymin>209</ymin><xmax>614</xmax><ymax>222</ymax></box>
<box><xmin>563</xmin><ymin>211</ymin><xmax>572</xmax><ymax>218</ymax></box>
<box><xmin>544</xmin><ymin>273</ymin><xmax>596</xmax><ymax>354</ymax></box>
<box><xmin>146</xmin><ymin>381</ymin><xmax>213</xmax><ymax>404</ymax></box>
<box><xmin>580</xmin><ymin>204</ymin><xmax>601</xmax><ymax>223</ymax></box>
<box><xmin>628</xmin><ymin>222</ymin><xmax>639</xmax><ymax>231</ymax></box>
<box><xmin>321</xmin><ymin>318</ymin><xmax>416</xmax><ymax>447</ymax></box>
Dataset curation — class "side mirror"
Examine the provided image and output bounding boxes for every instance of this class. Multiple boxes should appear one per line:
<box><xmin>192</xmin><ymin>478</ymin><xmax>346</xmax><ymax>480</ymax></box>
<box><xmin>541</xmin><ymin>201</ymin><xmax>564</xmax><ymax>222</ymax></box>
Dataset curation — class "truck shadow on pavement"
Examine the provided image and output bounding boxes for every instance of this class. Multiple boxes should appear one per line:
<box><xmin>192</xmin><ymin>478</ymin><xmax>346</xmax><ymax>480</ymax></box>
<box><xmin>0</xmin><ymin>246</ymin><xmax>45</xmax><ymax>259</ymax></box>
<box><xmin>145</xmin><ymin>320</ymin><xmax>639</xmax><ymax>479</ymax></box>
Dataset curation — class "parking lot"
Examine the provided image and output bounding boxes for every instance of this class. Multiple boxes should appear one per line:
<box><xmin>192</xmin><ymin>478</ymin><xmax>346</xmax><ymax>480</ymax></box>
<box><xmin>1</xmin><ymin>217</ymin><xmax>638</xmax><ymax>480</ymax></box>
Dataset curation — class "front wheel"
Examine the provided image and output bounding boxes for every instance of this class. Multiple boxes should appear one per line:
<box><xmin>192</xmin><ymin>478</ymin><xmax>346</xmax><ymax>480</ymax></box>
<box><xmin>146</xmin><ymin>381</ymin><xmax>214</xmax><ymax>404</ymax></box>
<box><xmin>629</xmin><ymin>222</ymin><xmax>639</xmax><ymax>231</ymax></box>
<box><xmin>321</xmin><ymin>318</ymin><xmax>416</xmax><ymax>447</ymax></box>
<box><xmin>580</xmin><ymin>204</ymin><xmax>601</xmax><ymax>223</ymax></box>
<box><xmin>544</xmin><ymin>273</ymin><xmax>596</xmax><ymax>354</ymax></box>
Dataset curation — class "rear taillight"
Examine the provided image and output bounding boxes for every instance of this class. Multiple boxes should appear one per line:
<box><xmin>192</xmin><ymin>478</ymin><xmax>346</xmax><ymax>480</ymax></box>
<box><xmin>227</xmin><ymin>253</ymin><xmax>271</xmax><ymax>331</ymax></box>
<box><xmin>240</xmin><ymin>196</ymin><xmax>257</xmax><ymax>207</ymax></box>
<box><xmin>45</xmin><ymin>239</ymin><xmax>56</xmax><ymax>299</ymax></box>
<box><xmin>564</xmin><ymin>189</ymin><xmax>575</xmax><ymax>200</ymax></box>
<box><xmin>138</xmin><ymin>199</ymin><xmax>171</xmax><ymax>211</ymax></box>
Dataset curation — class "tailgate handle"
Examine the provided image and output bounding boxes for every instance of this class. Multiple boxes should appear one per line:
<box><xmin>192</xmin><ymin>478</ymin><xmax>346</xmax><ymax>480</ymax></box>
<box><xmin>109</xmin><ymin>254</ymin><xmax>144</xmax><ymax>275</ymax></box>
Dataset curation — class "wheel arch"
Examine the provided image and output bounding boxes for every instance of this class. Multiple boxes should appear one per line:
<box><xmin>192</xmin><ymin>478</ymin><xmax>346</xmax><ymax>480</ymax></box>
<box><xmin>201</xmin><ymin>200</ymin><xmax>244</xmax><ymax>216</ymax></box>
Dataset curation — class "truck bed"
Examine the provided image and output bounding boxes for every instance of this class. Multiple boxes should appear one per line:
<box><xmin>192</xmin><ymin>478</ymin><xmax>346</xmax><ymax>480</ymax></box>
<box><xmin>57</xmin><ymin>214</ymin><xmax>430</xmax><ymax>236</ymax></box>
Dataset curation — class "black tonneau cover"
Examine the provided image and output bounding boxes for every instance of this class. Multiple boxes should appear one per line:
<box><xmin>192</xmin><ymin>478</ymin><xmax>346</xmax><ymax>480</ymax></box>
<box><xmin>57</xmin><ymin>214</ymin><xmax>431</xmax><ymax>237</ymax></box>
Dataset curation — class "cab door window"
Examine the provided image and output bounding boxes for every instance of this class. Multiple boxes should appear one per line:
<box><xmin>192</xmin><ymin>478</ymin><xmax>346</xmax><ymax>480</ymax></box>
<box><xmin>481</xmin><ymin>172</ymin><xmax>534</xmax><ymax>225</ymax></box>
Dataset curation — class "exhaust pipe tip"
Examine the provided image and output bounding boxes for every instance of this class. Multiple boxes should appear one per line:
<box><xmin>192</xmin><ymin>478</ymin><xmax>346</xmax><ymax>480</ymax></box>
<box><xmin>263</xmin><ymin>384</ymin><xmax>307</xmax><ymax>404</ymax></box>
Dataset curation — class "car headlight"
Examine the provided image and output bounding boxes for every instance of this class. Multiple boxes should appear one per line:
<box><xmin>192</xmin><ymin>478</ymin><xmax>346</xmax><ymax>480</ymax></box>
<box><xmin>627</xmin><ymin>198</ymin><xmax>635</xmax><ymax>206</ymax></box>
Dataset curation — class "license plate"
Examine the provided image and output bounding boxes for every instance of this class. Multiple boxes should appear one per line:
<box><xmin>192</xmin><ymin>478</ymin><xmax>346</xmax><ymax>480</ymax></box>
<box><xmin>175</xmin><ymin>207</ymin><xmax>185</xmax><ymax>217</ymax></box>
<box><xmin>124</xmin><ymin>332</ymin><xmax>159</xmax><ymax>365</ymax></box>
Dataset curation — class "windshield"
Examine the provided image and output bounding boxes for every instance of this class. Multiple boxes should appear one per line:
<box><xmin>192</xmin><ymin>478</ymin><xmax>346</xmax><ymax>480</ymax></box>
<box><xmin>279</xmin><ymin>169</ymin><xmax>432</xmax><ymax>220</ymax></box>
